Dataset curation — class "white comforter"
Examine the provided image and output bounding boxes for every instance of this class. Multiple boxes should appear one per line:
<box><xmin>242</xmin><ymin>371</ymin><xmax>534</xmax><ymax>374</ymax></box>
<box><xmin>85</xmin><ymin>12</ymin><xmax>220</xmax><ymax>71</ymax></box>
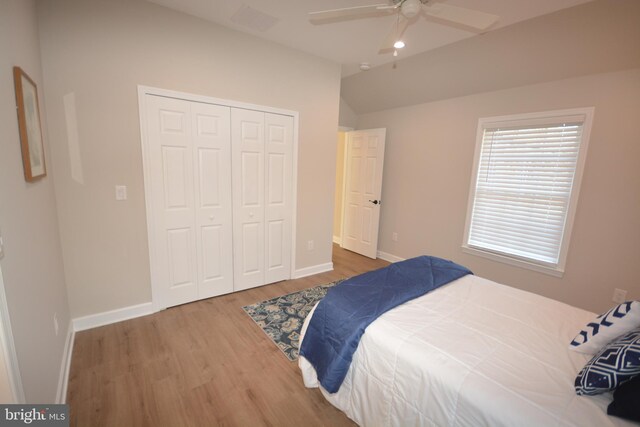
<box><xmin>299</xmin><ymin>274</ymin><xmax>635</xmax><ymax>427</ymax></box>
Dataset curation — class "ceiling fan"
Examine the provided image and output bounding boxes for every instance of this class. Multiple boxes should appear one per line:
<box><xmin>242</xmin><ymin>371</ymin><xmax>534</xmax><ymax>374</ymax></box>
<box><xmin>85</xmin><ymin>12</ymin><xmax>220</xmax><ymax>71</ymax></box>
<box><xmin>309</xmin><ymin>0</ymin><xmax>499</xmax><ymax>53</ymax></box>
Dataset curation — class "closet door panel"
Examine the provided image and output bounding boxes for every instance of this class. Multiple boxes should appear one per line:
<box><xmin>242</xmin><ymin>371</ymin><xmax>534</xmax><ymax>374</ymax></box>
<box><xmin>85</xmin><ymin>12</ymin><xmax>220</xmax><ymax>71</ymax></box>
<box><xmin>191</xmin><ymin>102</ymin><xmax>233</xmax><ymax>300</ymax></box>
<box><xmin>267</xmin><ymin>220</ymin><xmax>284</xmax><ymax>270</ymax></box>
<box><xmin>146</xmin><ymin>95</ymin><xmax>198</xmax><ymax>308</ymax></box>
<box><xmin>265</xmin><ymin>113</ymin><xmax>293</xmax><ymax>284</ymax></box>
<box><xmin>167</xmin><ymin>228</ymin><xmax>193</xmax><ymax>287</ymax></box>
<box><xmin>232</xmin><ymin>108</ymin><xmax>265</xmax><ymax>291</ymax></box>
<box><xmin>242</xmin><ymin>223</ymin><xmax>261</xmax><ymax>273</ymax></box>
<box><xmin>201</xmin><ymin>225</ymin><xmax>223</xmax><ymax>280</ymax></box>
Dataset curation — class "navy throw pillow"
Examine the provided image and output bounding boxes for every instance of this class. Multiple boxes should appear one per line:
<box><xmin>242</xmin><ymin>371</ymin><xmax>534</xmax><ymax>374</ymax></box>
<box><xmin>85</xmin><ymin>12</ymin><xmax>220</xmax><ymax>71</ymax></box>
<box><xmin>575</xmin><ymin>328</ymin><xmax>640</xmax><ymax>395</ymax></box>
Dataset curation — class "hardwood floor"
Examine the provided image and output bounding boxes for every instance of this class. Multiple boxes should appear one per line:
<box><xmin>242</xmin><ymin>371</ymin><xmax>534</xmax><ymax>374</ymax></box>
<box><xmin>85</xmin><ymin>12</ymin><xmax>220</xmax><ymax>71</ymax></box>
<box><xmin>67</xmin><ymin>245</ymin><xmax>389</xmax><ymax>426</ymax></box>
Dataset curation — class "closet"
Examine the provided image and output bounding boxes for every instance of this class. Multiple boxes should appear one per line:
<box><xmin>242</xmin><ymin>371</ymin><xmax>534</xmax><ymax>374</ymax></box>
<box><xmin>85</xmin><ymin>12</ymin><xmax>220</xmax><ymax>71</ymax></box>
<box><xmin>141</xmin><ymin>90</ymin><xmax>295</xmax><ymax>310</ymax></box>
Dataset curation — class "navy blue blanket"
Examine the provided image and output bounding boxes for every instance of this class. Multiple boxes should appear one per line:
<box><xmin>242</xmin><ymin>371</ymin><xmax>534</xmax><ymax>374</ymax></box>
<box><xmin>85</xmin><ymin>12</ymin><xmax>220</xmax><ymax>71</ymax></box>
<box><xmin>299</xmin><ymin>255</ymin><xmax>472</xmax><ymax>393</ymax></box>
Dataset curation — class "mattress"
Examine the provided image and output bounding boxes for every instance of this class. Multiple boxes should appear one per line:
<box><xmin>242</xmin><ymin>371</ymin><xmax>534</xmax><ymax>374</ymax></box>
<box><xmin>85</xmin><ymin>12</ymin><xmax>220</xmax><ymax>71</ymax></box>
<box><xmin>299</xmin><ymin>274</ymin><xmax>635</xmax><ymax>426</ymax></box>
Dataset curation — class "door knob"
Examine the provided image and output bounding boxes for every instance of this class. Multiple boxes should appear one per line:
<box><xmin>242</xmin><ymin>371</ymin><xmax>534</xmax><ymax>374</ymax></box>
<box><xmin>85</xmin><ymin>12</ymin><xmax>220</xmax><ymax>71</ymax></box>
<box><xmin>369</xmin><ymin>199</ymin><xmax>381</xmax><ymax>205</ymax></box>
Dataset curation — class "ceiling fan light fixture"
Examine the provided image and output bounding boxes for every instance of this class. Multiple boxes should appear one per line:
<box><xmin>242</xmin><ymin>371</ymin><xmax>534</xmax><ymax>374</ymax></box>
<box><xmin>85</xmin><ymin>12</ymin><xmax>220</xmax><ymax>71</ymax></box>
<box><xmin>393</xmin><ymin>40</ymin><xmax>405</xmax><ymax>49</ymax></box>
<box><xmin>401</xmin><ymin>0</ymin><xmax>422</xmax><ymax>19</ymax></box>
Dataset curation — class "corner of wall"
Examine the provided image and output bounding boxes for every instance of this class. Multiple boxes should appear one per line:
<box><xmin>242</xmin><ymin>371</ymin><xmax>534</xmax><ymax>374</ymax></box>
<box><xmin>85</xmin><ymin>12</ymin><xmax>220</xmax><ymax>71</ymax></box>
<box><xmin>339</xmin><ymin>97</ymin><xmax>358</xmax><ymax>129</ymax></box>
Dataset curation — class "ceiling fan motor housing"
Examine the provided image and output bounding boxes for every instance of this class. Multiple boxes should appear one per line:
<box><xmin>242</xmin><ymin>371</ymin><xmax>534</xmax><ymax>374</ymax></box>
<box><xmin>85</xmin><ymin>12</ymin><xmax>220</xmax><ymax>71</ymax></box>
<box><xmin>400</xmin><ymin>0</ymin><xmax>424</xmax><ymax>19</ymax></box>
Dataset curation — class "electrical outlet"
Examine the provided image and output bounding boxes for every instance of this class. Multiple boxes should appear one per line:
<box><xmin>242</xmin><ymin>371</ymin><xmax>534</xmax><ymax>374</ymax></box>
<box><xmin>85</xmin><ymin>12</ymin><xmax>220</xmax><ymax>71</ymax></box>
<box><xmin>613</xmin><ymin>288</ymin><xmax>628</xmax><ymax>304</ymax></box>
<box><xmin>392</xmin><ymin>232</ymin><xmax>398</xmax><ymax>242</ymax></box>
<box><xmin>53</xmin><ymin>313</ymin><xmax>59</xmax><ymax>336</ymax></box>
<box><xmin>307</xmin><ymin>240</ymin><xmax>314</xmax><ymax>251</ymax></box>
<box><xmin>115</xmin><ymin>185</ymin><xmax>127</xmax><ymax>201</ymax></box>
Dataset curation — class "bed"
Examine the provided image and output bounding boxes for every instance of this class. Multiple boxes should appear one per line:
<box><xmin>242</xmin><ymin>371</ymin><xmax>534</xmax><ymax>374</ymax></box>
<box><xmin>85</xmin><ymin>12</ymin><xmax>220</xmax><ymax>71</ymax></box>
<box><xmin>299</xmin><ymin>274</ymin><xmax>636</xmax><ymax>426</ymax></box>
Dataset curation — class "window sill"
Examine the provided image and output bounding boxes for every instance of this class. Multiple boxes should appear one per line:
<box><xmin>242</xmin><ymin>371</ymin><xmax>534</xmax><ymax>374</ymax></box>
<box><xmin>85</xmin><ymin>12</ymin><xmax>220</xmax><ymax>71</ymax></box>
<box><xmin>461</xmin><ymin>245</ymin><xmax>565</xmax><ymax>278</ymax></box>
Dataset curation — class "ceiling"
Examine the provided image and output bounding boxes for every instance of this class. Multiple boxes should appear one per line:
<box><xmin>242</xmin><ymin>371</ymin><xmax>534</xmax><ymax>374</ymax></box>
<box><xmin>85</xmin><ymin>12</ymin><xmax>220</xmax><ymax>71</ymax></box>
<box><xmin>146</xmin><ymin>0</ymin><xmax>594</xmax><ymax>77</ymax></box>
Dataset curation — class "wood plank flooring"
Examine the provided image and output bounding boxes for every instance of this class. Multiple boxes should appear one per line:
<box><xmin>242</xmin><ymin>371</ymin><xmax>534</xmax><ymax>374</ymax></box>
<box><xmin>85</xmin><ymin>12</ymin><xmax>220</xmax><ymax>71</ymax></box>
<box><xmin>67</xmin><ymin>245</ymin><xmax>389</xmax><ymax>426</ymax></box>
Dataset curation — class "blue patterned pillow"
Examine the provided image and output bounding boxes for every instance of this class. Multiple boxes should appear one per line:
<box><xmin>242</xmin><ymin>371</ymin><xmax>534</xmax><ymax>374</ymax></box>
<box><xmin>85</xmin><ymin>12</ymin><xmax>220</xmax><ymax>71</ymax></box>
<box><xmin>575</xmin><ymin>328</ymin><xmax>640</xmax><ymax>395</ymax></box>
<box><xmin>570</xmin><ymin>301</ymin><xmax>640</xmax><ymax>354</ymax></box>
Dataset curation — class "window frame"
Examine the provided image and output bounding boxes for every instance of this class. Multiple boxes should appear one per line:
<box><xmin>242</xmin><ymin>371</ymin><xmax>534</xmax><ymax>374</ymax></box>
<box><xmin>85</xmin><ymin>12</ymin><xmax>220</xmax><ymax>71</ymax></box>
<box><xmin>462</xmin><ymin>107</ymin><xmax>595</xmax><ymax>277</ymax></box>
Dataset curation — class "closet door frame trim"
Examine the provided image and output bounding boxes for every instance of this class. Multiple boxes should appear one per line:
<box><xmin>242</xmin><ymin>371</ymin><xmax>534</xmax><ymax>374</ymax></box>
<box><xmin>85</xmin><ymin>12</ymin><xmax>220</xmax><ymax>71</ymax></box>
<box><xmin>138</xmin><ymin>85</ymin><xmax>299</xmax><ymax>312</ymax></box>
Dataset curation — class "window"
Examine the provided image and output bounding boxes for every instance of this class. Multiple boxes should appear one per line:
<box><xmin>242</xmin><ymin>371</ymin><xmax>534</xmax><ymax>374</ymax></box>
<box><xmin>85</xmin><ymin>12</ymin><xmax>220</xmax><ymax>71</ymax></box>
<box><xmin>463</xmin><ymin>108</ymin><xmax>594</xmax><ymax>276</ymax></box>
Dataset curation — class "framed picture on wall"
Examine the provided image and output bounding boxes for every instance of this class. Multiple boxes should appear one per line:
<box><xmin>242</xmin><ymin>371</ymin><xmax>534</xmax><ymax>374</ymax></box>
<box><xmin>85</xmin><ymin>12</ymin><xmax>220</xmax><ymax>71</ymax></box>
<box><xmin>13</xmin><ymin>66</ymin><xmax>46</xmax><ymax>181</ymax></box>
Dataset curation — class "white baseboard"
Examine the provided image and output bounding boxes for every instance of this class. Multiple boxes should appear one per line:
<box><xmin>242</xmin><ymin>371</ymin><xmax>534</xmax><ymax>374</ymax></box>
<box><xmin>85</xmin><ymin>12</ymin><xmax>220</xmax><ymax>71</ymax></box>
<box><xmin>72</xmin><ymin>302</ymin><xmax>154</xmax><ymax>332</ymax></box>
<box><xmin>377</xmin><ymin>250</ymin><xmax>405</xmax><ymax>263</ymax></box>
<box><xmin>293</xmin><ymin>262</ymin><xmax>334</xmax><ymax>279</ymax></box>
<box><xmin>56</xmin><ymin>320</ymin><xmax>75</xmax><ymax>404</ymax></box>
<box><xmin>332</xmin><ymin>235</ymin><xmax>341</xmax><ymax>245</ymax></box>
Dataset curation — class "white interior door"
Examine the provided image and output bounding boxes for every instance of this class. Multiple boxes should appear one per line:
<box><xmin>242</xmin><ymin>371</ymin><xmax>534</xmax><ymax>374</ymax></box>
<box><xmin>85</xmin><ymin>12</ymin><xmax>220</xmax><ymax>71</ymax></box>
<box><xmin>341</xmin><ymin>128</ymin><xmax>386</xmax><ymax>259</ymax></box>
<box><xmin>232</xmin><ymin>108</ymin><xmax>266</xmax><ymax>291</ymax></box>
<box><xmin>265</xmin><ymin>113</ymin><xmax>293</xmax><ymax>284</ymax></box>
<box><xmin>146</xmin><ymin>95</ymin><xmax>233</xmax><ymax>308</ymax></box>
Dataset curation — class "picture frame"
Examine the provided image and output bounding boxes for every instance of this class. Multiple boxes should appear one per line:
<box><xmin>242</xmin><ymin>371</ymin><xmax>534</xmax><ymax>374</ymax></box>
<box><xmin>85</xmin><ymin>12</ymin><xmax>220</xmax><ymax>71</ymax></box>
<box><xmin>13</xmin><ymin>66</ymin><xmax>46</xmax><ymax>181</ymax></box>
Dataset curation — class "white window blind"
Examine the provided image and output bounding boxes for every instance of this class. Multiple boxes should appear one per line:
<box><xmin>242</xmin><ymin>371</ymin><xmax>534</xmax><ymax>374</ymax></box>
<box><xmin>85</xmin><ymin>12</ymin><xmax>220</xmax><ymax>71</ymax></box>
<box><xmin>465</xmin><ymin>110</ymin><xmax>592</xmax><ymax>271</ymax></box>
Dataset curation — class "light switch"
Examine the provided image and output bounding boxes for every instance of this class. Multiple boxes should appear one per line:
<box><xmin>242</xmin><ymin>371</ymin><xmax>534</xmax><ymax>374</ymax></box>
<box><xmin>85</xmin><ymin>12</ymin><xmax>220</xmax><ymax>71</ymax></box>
<box><xmin>613</xmin><ymin>288</ymin><xmax>628</xmax><ymax>304</ymax></box>
<box><xmin>115</xmin><ymin>185</ymin><xmax>127</xmax><ymax>201</ymax></box>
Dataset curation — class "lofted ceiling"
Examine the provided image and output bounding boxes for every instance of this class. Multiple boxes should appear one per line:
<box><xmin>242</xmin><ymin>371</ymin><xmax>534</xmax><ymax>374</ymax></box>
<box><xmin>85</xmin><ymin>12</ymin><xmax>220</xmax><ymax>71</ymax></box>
<box><xmin>340</xmin><ymin>0</ymin><xmax>640</xmax><ymax>114</ymax></box>
<box><xmin>147</xmin><ymin>0</ymin><xmax>594</xmax><ymax>76</ymax></box>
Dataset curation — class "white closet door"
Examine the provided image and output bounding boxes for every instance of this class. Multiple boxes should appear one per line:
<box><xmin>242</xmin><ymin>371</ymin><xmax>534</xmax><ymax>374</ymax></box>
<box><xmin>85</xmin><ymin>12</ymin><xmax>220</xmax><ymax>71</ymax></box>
<box><xmin>146</xmin><ymin>95</ymin><xmax>198</xmax><ymax>308</ymax></box>
<box><xmin>191</xmin><ymin>101</ymin><xmax>233</xmax><ymax>299</ymax></box>
<box><xmin>143</xmin><ymin>90</ymin><xmax>296</xmax><ymax>305</ymax></box>
<box><xmin>232</xmin><ymin>108</ymin><xmax>265</xmax><ymax>291</ymax></box>
<box><xmin>265</xmin><ymin>113</ymin><xmax>293</xmax><ymax>284</ymax></box>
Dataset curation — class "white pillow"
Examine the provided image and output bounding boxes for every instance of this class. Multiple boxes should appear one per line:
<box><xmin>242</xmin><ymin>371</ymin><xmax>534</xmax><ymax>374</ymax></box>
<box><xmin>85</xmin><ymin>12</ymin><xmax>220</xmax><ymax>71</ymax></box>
<box><xmin>570</xmin><ymin>301</ymin><xmax>640</xmax><ymax>354</ymax></box>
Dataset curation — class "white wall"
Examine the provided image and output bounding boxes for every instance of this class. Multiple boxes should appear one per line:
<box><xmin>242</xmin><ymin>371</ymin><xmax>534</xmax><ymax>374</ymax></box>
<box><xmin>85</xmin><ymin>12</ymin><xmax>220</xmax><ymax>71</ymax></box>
<box><xmin>358</xmin><ymin>69</ymin><xmax>640</xmax><ymax>313</ymax></box>
<box><xmin>37</xmin><ymin>0</ymin><xmax>341</xmax><ymax>318</ymax></box>
<box><xmin>0</xmin><ymin>0</ymin><xmax>71</xmax><ymax>403</ymax></box>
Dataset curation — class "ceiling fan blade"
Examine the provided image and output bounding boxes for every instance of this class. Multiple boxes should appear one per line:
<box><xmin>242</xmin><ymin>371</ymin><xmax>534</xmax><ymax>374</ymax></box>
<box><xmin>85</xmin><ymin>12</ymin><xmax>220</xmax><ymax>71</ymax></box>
<box><xmin>309</xmin><ymin>4</ymin><xmax>393</xmax><ymax>24</ymax></box>
<box><xmin>379</xmin><ymin>17</ymin><xmax>410</xmax><ymax>52</ymax></box>
<box><xmin>422</xmin><ymin>3</ymin><xmax>498</xmax><ymax>30</ymax></box>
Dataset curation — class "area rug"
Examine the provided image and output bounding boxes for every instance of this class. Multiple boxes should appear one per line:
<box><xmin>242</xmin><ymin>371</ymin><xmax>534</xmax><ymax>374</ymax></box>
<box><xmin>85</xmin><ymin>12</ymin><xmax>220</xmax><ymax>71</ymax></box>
<box><xmin>242</xmin><ymin>279</ymin><xmax>345</xmax><ymax>361</ymax></box>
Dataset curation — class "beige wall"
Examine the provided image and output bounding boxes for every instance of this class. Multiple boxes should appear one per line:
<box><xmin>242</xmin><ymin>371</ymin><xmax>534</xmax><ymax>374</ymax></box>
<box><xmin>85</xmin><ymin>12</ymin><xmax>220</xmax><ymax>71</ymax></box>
<box><xmin>333</xmin><ymin>132</ymin><xmax>346</xmax><ymax>240</ymax></box>
<box><xmin>0</xmin><ymin>0</ymin><xmax>70</xmax><ymax>402</ymax></box>
<box><xmin>37</xmin><ymin>0</ymin><xmax>341</xmax><ymax>318</ymax></box>
<box><xmin>357</xmin><ymin>69</ymin><xmax>640</xmax><ymax>313</ymax></box>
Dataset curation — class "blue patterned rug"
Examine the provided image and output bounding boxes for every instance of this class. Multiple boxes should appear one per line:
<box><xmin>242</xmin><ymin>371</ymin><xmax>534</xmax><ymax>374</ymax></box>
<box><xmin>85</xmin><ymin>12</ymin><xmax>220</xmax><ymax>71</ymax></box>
<box><xmin>242</xmin><ymin>279</ymin><xmax>345</xmax><ymax>361</ymax></box>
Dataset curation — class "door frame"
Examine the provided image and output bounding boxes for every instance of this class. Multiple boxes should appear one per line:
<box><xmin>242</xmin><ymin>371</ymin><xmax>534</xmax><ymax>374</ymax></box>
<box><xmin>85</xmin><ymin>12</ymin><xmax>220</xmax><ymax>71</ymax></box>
<box><xmin>137</xmin><ymin>86</ymin><xmax>299</xmax><ymax>312</ymax></box>
<box><xmin>334</xmin><ymin>127</ymin><xmax>353</xmax><ymax>245</ymax></box>
<box><xmin>0</xmin><ymin>265</ymin><xmax>25</xmax><ymax>403</ymax></box>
